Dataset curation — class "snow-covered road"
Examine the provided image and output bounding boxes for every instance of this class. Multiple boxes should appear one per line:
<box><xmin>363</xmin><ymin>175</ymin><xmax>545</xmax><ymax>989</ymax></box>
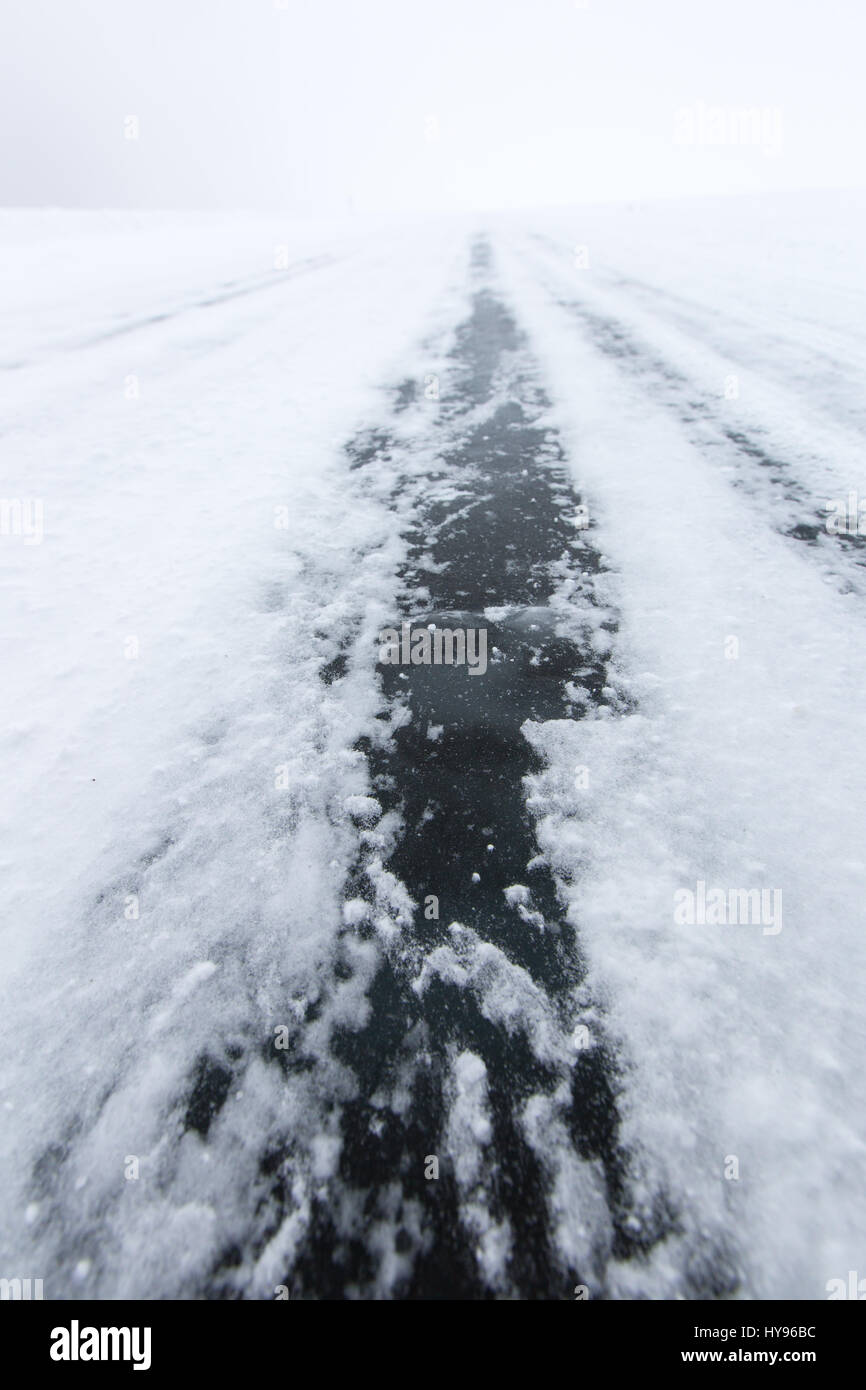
<box><xmin>2</xmin><ymin>198</ymin><xmax>865</xmax><ymax>1299</ymax></box>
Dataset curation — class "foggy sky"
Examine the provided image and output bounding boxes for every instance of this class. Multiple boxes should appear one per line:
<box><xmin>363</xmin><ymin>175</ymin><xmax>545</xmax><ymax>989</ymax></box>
<box><xmin>1</xmin><ymin>0</ymin><xmax>864</xmax><ymax>213</ymax></box>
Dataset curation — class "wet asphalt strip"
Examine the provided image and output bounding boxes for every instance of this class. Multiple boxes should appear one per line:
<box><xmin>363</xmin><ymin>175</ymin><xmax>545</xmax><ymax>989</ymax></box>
<box><xmin>267</xmin><ymin>243</ymin><xmax>689</xmax><ymax>1299</ymax></box>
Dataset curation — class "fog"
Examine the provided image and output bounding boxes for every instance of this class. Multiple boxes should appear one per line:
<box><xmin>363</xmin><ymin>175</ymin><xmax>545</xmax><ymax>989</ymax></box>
<box><xmin>1</xmin><ymin>0</ymin><xmax>864</xmax><ymax>214</ymax></box>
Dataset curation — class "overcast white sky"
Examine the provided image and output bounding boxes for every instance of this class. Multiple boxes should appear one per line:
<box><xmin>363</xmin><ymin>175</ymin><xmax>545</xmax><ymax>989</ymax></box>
<box><xmin>1</xmin><ymin>0</ymin><xmax>864</xmax><ymax>213</ymax></box>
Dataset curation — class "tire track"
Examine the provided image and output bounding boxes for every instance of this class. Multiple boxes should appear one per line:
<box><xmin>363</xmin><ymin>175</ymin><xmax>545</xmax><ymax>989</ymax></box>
<box><xmin>524</xmin><ymin>236</ymin><xmax>866</xmax><ymax>591</ymax></box>
<box><xmin>0</xmin><ymin>252</ymin><xmax>341</xmax><ymax>371</ymax></box>
<box><xmin>261</xmin><ymin>240</ymin><xmax>678</xmax><ymax>1299</ymax></box>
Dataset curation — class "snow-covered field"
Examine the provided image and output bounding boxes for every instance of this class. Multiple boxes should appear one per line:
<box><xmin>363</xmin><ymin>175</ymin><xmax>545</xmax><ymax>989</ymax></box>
<box><xmin>1</xmin><ymin>193</ymin><xmax>865</xmax><ymax>1299</ymax></box>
